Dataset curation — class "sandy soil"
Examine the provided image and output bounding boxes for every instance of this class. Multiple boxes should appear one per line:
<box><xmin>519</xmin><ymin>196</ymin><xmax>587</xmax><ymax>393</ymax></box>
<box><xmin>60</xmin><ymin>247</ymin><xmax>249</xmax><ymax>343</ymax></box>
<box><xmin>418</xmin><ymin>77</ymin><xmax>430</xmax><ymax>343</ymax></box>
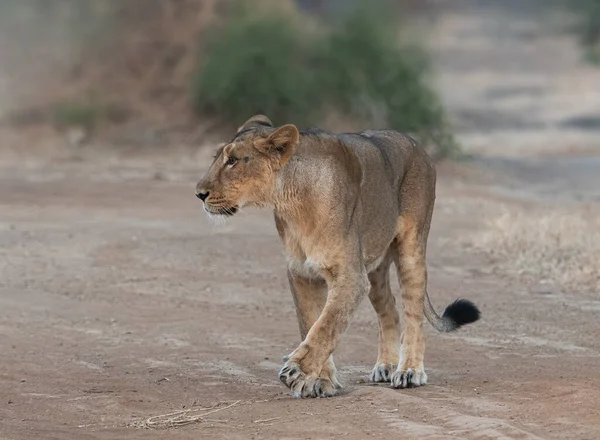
<box><xmin>2</xmin><ymin>1</ymin><xmax>600</xmax><ymax>439</ymax></box>
<box><xmin>0</xmin><ymin>153</ymin><xmax>599</xmax><ymax>440</ymax></box>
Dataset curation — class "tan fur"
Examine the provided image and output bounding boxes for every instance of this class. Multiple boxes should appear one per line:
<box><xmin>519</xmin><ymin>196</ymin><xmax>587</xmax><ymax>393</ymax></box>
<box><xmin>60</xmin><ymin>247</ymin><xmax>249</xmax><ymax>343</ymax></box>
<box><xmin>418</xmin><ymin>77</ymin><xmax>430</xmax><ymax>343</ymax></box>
<box><xmin>196</xmin><ymin>115</ymin><xmax>478</xmax><ymax>397</ymax></box>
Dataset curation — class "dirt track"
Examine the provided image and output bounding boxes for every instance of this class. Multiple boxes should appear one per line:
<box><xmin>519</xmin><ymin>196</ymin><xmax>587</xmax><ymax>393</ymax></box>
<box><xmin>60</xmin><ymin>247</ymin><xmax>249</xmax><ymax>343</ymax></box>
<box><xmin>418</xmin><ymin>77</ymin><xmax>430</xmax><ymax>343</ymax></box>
<box><xmin>2</xmin><ymin>1</ymin><xmax>600</xmax><ymax>439</ymax></box>
<box><xmin>1</xmin><ymin>154</ymin><xmax>599</xmax><ymax>440</ymax></box>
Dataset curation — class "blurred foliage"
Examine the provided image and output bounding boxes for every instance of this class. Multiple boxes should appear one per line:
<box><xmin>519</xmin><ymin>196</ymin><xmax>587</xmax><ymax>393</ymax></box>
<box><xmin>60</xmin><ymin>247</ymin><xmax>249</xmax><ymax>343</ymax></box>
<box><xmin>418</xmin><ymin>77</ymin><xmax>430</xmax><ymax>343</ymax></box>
<box><xmin>191</xmin><ymin>4</ymin><xmax>318</xmax><ymax>128</ymax></box>
<box><xmin>570</xmin><ymin>0</ymin><xmax>600</xmax><ymax>64</ymax></box>
<box><xmin>52</xmin><ymin>101</ymin><xmax>128</xmax><ymax>130</ymax></box>
<box><xmin>320</xmin><ymin>2</ymin><xmax>457</xmax><ymax>157</ymax></box>
<box><xmin>192</xmin><ymin>0</ymin><xmax>459</xmax><ymax>158</ymax></box>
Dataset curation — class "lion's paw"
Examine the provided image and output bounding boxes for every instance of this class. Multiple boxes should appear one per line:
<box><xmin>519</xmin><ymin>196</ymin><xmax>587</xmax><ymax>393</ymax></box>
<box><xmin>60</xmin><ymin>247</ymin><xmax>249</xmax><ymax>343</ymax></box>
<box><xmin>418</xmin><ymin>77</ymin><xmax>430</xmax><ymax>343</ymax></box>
<box><xmin>369</xmin><ymin>363</ymin><xmax>396</xmax><ymax>383</ymax></box>
<box><xmin>278</xmin><ymin>362</ymin><xmax>340</xmax><ymax>398</ymax></box>
<box><xmin>391</xmin><ymin>368</ymin><xmax>427</xmax><ymax>389</ymax></box>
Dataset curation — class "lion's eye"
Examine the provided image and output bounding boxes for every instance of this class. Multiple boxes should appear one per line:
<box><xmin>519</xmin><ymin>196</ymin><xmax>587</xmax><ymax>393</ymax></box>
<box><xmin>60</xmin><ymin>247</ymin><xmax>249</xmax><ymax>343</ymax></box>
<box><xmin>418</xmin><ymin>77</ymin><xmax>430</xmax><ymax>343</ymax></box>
<box><xmin>226</xmin><ymin>156</ymin><xmax>238</xmax><ymax>167</ymax></box>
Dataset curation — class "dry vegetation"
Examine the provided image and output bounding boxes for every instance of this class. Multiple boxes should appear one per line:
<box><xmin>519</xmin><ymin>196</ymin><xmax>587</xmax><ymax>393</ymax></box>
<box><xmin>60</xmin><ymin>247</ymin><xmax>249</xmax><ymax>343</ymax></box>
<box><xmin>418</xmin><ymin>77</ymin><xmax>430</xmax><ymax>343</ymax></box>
<box><xmin>128</xmin><ymin>400</ymin><xmax>242</xmax><ymax>429</ymax></box>
<box><xmin>0</xmin><ymin>0</ymin><xmax>457</xmax><ymax>157</ymax></box>
<box><xmin>467</xmin><ymin>206</ymin><xmax>600</xmax><ymax>293</ymax></box>
<box><xmin>0</xmin><ymin>0</ymin><xmax>245</xmax><ymax>141</ymax></box>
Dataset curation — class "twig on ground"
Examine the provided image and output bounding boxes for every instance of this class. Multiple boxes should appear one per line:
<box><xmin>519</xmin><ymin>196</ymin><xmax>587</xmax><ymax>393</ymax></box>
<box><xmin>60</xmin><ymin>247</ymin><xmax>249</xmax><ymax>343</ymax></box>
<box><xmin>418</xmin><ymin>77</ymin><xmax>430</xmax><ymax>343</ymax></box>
<box><xmin>131</xmin><ymin>399</ymin><xmax>242</xmax><ymax>429</ymax></box>
<box><xmin>253</xmin><ymin>417</ymin><xmax>281</xmax><ymax>424</ymax></box>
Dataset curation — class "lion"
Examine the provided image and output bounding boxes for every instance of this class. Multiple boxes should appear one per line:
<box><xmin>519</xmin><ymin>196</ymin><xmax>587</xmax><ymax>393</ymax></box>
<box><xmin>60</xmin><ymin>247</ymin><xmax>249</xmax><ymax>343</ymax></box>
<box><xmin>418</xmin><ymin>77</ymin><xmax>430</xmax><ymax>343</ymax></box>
<box><xmin>195</xmin><ymin>114</ymin><xmax>480</xmax><ymax>398</ymax></box>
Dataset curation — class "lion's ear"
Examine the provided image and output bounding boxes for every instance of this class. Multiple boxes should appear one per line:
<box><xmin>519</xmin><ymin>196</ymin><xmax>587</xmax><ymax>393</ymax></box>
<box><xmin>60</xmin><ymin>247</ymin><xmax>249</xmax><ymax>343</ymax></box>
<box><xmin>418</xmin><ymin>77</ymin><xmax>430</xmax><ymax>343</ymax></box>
<box><xmin>237</xmin><ymin>114</ymin><xmax>273</xmax><ymax>132</ymax></box>
<box><xmin>262</xmin><ymin>124</ymin><xmax>299</xmax><ymax>165</ymax></box>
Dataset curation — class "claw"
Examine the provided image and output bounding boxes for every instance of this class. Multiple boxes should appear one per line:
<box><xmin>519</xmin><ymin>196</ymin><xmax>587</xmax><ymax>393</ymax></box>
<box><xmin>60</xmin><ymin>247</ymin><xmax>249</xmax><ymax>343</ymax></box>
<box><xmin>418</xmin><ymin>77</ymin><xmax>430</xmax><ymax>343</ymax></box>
<box><xmin>370</xmin><ymin>363</ymin><xmax>396</xmax><ymax>383</ymax></box>
<box><xmin>390</xmin><ymin>368</ymin><xmax>427</xmax><ymax>389</ymax></box>
<box><xmin>278</xmin><ymin>361</ymin><xmax>340</xmax><ymax>398</ymax></box>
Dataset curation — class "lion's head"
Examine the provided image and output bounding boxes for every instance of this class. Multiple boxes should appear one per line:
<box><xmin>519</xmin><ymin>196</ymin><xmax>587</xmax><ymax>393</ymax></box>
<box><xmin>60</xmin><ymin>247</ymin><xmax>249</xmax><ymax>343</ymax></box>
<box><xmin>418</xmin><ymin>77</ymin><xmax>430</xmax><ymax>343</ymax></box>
<box><xmin>195</xmin><ymin>115</ymin><xmax>299</xmax><ymax>218</ymax></box>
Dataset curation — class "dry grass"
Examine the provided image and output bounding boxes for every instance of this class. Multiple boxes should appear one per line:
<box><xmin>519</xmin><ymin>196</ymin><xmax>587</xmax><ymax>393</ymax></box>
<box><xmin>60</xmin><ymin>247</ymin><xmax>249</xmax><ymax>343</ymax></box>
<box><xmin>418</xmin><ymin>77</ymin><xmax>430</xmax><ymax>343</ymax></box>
<box><xmin>129</xmin><ymin>400</ymin><xmax>241</xmax><ymax>429</ymax></box>
<box><xmin>467</xmin><ymin>207</ymin><xmax>600</xmax><ymax>293</ymax></box>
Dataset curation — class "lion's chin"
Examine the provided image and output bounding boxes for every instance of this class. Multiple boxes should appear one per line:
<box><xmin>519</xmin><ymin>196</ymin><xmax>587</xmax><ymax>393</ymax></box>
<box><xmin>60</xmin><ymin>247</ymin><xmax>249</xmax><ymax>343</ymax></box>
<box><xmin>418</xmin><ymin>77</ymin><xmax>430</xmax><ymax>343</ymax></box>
<box><xmin>204</xmin><ymin>205</ymin><xmax>239</xmax><ymax>218</ymax></box>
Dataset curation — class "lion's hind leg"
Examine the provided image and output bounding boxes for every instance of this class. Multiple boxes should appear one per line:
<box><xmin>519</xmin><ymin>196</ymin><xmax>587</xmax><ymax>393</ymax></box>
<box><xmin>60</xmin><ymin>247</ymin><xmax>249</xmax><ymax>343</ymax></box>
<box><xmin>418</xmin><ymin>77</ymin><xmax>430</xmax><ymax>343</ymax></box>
<box><xmin>390</xmin><ymin>214</ymin><xmax>431</xmax><ymax>389</ymax></box>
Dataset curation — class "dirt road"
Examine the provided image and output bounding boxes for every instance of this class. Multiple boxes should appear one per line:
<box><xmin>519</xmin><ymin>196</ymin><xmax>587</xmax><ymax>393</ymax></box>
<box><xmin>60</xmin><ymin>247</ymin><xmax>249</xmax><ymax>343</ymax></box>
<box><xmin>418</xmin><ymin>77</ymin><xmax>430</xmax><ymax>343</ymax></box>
<box><xmin>2</xmin><ymin>1</ymin><xmax>600</xmax><ymax>439</ymax></box>
<box><xmin>0</xmin><ymin>154</ymin><xmax>599</xmax><ymax>440</ymax></box>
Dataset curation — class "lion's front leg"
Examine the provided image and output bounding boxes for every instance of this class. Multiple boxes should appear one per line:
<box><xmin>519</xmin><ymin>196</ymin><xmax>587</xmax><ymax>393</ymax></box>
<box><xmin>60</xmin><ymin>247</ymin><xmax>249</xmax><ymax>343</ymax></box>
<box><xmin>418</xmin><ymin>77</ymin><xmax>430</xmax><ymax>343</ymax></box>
<box><xmin>282</xmin><ymin>270</ymin><xmax>343</xmax><ymax>397</ymax></box>
<box><xmin>280</xmin><ymin>265</ymin><xmax>369</xmax><ymax>398</ymax></box>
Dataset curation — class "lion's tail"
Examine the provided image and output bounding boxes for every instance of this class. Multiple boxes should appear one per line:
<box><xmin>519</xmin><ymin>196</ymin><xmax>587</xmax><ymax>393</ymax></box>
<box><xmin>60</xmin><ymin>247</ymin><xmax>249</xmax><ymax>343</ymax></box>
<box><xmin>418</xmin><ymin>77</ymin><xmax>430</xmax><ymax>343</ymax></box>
<box><xmin>423</xmin><ymin>294</ymin><xmax>480</xmax><ymax>332</ymax></box>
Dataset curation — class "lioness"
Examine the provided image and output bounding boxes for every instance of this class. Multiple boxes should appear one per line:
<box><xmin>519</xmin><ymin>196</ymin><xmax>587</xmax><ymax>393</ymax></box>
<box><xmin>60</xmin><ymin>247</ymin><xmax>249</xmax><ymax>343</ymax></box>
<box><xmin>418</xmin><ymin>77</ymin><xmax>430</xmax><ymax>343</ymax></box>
<box><xmin>196</xmin><ymin>115</ymin><xmax>480</xmax><ymax>398</ymax></box>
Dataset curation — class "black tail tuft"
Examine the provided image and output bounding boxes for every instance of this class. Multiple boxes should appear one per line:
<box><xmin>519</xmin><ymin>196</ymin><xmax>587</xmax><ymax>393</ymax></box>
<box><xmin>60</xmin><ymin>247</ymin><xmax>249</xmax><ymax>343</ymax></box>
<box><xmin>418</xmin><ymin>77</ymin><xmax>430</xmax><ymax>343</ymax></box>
<box><xmin>442</xmin><ymin>299</ymin><xmax>480</xmax><ymax>331</ymax></box>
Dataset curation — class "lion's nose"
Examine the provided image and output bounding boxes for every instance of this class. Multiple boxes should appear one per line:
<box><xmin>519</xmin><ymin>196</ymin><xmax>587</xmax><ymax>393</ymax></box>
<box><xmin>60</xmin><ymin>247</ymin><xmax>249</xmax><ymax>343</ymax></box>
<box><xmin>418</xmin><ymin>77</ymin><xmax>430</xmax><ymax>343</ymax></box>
<box><xmin>196</xmin><ymin>189</ymin><xmax>209</xmax><ymax>202</ymax></box>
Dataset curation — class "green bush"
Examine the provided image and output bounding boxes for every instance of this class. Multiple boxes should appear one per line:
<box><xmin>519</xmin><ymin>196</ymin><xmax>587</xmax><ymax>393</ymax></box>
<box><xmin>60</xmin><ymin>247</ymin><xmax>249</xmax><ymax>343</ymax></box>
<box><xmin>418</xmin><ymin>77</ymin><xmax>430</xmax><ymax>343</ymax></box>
<box><xmin>52</xmin><ymin>101</ymin><xmax>128</xmax><ymax>130</ymax></box>
<box><xmin>191</xmin><ymin>5</ymin><xmax>319</xmax><ymax>127</ymax></box>
<box><xmin>571</xmin><ymin>0</ymin><xmax>600</xmax><ymax>64</ymax></box>
<box><xmin>320</xmin><ymin>2</ymin><xmax>458</xmax><ymax>157</ymax></box>
<box><xmin>191</xmin><ymin>1</ymin><xmax>458</xmax><ymax>158</ymax></box>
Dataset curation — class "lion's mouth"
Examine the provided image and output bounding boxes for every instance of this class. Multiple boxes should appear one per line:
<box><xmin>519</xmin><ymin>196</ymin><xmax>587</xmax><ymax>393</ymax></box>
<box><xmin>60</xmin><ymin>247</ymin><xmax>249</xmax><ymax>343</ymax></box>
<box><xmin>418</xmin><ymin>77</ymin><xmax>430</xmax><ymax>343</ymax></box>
<box><xmin>204</xmin><ymin>205</ymin><xmax>238</xmax><ymax>216</ymax></box>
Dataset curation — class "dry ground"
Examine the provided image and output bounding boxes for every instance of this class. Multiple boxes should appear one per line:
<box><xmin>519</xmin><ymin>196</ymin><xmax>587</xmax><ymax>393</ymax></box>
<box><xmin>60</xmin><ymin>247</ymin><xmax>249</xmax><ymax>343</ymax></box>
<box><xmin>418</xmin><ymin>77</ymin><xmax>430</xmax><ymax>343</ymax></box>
<box><xmin>1</xmin><ymin>151</ymin><xmax>600</xmax><ymax>440</ymax></box>
<box><xmin>2</xmin><ymin>1</ymin><xmax>600</xmax><ymax>439</ymax></box>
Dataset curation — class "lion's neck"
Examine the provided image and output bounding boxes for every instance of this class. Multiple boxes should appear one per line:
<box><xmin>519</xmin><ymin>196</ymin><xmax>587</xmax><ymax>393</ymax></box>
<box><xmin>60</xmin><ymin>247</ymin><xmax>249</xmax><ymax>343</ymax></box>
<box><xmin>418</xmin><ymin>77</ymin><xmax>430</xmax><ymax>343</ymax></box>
<box><xmin>271</xmin><ymin>156</ymin><xmax>313</xmax><ymax>221</ymax></box>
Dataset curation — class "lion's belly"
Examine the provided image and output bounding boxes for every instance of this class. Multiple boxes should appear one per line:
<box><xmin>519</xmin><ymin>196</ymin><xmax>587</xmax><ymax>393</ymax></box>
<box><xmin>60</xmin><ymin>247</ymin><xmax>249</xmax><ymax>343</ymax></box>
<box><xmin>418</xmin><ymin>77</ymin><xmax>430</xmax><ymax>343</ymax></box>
<box><xmin>287</xmin><ymin>253</ymin><xmax>386</xmax><ymax>281</ymax></box>
<box><xmin>282</xmin><ymin>206</ymin><xmax>398</xmax><ymax>281</ymax></box>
